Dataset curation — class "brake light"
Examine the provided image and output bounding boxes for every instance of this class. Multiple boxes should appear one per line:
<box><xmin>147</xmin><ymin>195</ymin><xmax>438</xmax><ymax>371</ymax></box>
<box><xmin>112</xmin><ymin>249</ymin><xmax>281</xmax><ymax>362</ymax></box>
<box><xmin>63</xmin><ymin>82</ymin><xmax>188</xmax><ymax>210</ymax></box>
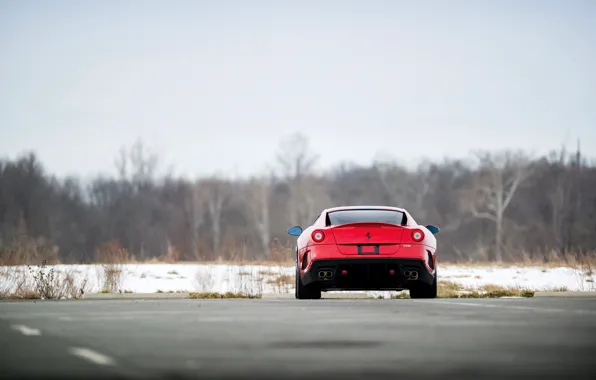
<box><xmin>312</xmin><ymin>230</ymin><xmax>325</xmax><ymax>243</ymax></box>
<box><xmin>411</xmin><ymin>229</ymin><xmax>424</xmax><ymax>242</ymax></box>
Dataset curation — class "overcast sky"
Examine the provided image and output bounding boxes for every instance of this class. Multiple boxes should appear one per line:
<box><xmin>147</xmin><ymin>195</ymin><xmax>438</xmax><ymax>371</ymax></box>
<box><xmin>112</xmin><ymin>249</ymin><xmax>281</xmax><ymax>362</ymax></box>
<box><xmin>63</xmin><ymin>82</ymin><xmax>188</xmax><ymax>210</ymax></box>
<box><xmin>1</xmin><ymin>0</ymin><xmax>594</xmax><ymax>179</ymax></box>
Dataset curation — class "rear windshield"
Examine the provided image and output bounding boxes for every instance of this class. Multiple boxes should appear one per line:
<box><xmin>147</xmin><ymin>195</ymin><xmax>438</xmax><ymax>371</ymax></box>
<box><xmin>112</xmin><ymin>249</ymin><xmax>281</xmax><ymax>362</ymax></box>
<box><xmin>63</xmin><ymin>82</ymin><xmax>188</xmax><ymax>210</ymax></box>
<box><xmin>326</xmin><ymin>209</ymin><xmax>406</xmax><ymax>226</ymax></box>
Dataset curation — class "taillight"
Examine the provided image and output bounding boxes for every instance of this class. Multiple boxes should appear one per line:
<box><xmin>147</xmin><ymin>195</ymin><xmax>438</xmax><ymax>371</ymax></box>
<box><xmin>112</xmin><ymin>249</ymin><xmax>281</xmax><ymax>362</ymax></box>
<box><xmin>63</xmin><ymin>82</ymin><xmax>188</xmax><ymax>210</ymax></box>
<box><xmin>411</xmin><ymin>229</ymin><xmax>424</xmax><ymax>242</ymax></box>
<box><xmin>312</xmin><ymin>230</ymin><xmax>325</xmax><ymax>243</ymax></box>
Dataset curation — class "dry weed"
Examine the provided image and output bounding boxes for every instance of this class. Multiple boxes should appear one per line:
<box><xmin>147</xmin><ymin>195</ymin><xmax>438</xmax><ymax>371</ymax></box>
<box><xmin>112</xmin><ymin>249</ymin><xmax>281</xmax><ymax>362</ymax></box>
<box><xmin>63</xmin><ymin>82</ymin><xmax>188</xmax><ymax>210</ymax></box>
<box><xmin>159</xmin><ymin>242</ymin><xmax>181</xmax><ymax>263</ymax></box>
<box><xmin>441</xmin><ymin>250</ymin><xmax>596</xmax><ymax>268</ymax></box>
<box><xmin>0</xmin><ymin>265</ymin><xmax>28</xmax><ymax>298</ymax></box>
<box><xmin>234</xmin><ymin>265</ymin><xmax>252</xmax><ymax>295</ymax></box>
<box><xmin>268</xmin><ymin>238</ymin><xmax>294</xmax><ymax>263</ymax></box>
<box><xmin>194</xmin><ymin>264</ymin><xmax>216</xmax><ymax>292</ymax></box>
<box><xmin>225</xmin><ymin>264</ymin><xmax>264</xmax><ymax>297</ymax></box>
<box><xmin>572</xmin><ymin>259</ymin><xmax>596</xmax><ymax>291</ymax></box>
<box><xmin>390</xmin><ymin>281</ymin><xmax>536</xmax><ymax>299</ymax></box>
<box><xmin>0</xmin><ymin>262</ymin><xmax>89</xmax><ymax>300</ymax></box>
<box><xmin>92</xmin><ymin>241</ymin><xmax>129</xmax><ymax>293</ymax></box>
<box><xmin>94</xmin><ymin>240</ymin><xmax>131</xmax><ymax>264</ymax></box>
<box><xmin>267</xmin><ymin>274</ymin><xmax>293</xmax><ymax>287</ymax></box>
<box><xmin>0</xmin><ymin>236</ymin><xmax>61</xmax><ymax>266</ymax></box>
<box><xmin>188</xmin><ymin>291</ymin><xmax>261</xmax><ymax>299</ymax></box>
<box><xmin>96</xmin><ymin>263</ymin><xmax>126</xmax><ymax>293</ymax></box>
<box><xmin>265</xmin><ymin>266</ymin><xmax>293</xmax><ymax>294</ymax></box>
<box><xmin>220</xmin><ymin>242</ymin><xmax>250</xmax><ymax>262</ymax></box>
<box><xmin>437</xmin><ymin>281</ymin><xmax>465</xmax><ymax>298</ymax></box>
<box><xmin>259</xmin><ymin>269</ymin><xmax>276</xmax><ymax>277</ymax></box>
<box><xmin>389</xmin><ymin>291</ymin><xmax>409</xmax><ymax>299</ymax></box>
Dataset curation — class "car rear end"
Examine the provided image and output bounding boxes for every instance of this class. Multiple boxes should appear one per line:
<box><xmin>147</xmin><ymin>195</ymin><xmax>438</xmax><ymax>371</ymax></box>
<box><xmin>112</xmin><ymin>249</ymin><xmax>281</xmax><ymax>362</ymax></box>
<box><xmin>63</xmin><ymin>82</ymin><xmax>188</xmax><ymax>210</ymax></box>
<box><xmin>298</xmin><ymin>208</ymin><xmax>436</xmax><ymax>291</ymax></box>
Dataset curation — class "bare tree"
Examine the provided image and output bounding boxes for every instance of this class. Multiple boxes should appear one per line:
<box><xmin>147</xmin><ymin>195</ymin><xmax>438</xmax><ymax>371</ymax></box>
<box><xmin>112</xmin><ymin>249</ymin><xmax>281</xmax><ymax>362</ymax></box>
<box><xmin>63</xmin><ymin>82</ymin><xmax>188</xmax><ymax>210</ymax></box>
<box><xmin>405</xmin><ymin>161</ymin><xmax>435</xmax><ymax>220</ymax></box>
<box><xmin>202</xmin><ymin>177</ymin><xmax>232</xmax><ymax>258</ymax></box>
<box><xmin>183</xmin><ymin>180</ymin><xmax>205</xmax><ymax>259</ymax></box>
<box><xmin>372</xmin><ymin>158</ymin><xmax>409</xmax><ymax>207</ymax></box>
<box><xmin>468</xmin><ymin>150</ymin><xmax>533</xmax><ymax>261</ymax></box>
<box><xmin>275</xmin><ymin>133</ymin><xmax>319</xmax><ymax>227</ymax></box>
<box><xmin>4</xmin><ymin>138</ymin><xmax>596</xmax><ymax>265</ymax></box>
<box><xmin>542</xmin><ymin>145</ymin><xmax>574</xmax><ymax>253</ymax></box>
<box><xmin>114</xmin><ymin>139</ymin><xmax>159</xmax><ymax>186</ymax></box>
<box><xmin>244</xmin><ymin>175</ymin><xmax>272</xmax><ymax>259</ymax></box>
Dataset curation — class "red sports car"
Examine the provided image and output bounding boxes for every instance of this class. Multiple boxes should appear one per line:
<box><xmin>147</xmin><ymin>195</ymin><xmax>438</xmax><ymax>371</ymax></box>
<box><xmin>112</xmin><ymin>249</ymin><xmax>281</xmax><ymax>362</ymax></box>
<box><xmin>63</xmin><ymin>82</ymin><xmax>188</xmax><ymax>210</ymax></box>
<box><xmin>287</xmin><ymin>206</ymin><xmax>439</xmax><ymax>299</ymax></box>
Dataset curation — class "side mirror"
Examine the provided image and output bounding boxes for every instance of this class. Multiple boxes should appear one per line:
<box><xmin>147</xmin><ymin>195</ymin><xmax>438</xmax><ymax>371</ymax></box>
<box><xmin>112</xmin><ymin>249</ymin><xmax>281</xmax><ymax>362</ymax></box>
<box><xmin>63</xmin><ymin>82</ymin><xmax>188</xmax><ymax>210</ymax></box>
<box><xmin>425</xmin><ymin>225</ymin><xmax>440</xmax><ymax>235</ymax></box>
<box><xmin>287</xmin><ymin>226</ymin><xmax>303</xmax><ymax>236</ymax></box>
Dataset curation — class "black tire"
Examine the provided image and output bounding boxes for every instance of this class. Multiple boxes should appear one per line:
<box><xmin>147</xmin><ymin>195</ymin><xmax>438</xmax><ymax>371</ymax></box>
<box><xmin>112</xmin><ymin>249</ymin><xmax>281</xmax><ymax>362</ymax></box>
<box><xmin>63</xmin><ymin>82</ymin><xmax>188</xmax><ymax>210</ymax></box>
<box><xmin>409</xmin><ymin>269</ymin><xmax>438</xmax><ymax>299</ymax></box>
<box><xmin>295</xmin><ymin>267</ymin><xmax>321</xmax><ymax>299</ymax></box>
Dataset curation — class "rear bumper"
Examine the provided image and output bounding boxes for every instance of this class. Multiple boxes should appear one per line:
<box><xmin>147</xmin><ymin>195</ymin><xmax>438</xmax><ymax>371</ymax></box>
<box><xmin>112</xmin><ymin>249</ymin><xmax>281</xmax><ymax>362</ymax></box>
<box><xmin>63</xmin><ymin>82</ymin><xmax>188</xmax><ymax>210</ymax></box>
<box><xmin>300</xmin><ymin>258</ymin><xmax>435</xmax><ymax>291</ymax></box>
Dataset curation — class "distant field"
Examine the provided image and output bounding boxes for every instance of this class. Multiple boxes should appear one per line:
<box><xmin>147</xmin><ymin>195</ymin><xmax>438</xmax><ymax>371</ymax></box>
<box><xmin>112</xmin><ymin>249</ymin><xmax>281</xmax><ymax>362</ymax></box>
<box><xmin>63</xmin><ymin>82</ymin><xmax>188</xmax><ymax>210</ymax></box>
<box><xmin>2</xmin><ymin>261</ymin><xmax>594</xmax><ymax>300</ymax></box>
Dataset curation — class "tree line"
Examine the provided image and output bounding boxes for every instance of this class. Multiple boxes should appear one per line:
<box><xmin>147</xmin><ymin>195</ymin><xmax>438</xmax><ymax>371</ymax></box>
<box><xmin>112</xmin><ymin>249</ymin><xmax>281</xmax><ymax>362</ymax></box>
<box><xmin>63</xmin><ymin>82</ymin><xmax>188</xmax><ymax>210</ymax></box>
<box><xmin>1</xmin><ymin>133</ymin><xmax>594</xmax><ymax>264</ymax></box>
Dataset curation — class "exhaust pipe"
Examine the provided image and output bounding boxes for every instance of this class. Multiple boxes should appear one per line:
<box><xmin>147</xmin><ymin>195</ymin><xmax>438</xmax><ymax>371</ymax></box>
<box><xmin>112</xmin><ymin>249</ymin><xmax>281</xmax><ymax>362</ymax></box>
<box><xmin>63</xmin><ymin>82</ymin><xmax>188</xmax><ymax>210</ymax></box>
<box><xmin>318</xmin><ymin>270</ymin><xmax>333</xmax><ymax>279</ymax></box>
<box><xmin>403</xmin><ymin>269</ymin><xmax>419</xmax><ymax>280</ymax></box>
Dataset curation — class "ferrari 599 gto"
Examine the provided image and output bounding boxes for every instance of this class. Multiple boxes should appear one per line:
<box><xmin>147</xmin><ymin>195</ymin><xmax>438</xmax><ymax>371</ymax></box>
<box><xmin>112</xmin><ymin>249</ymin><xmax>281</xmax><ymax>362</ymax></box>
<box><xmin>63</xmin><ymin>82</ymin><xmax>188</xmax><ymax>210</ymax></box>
<box><xmin>287</xmin><ymin>206</ymin><xmax>439</xmax><ymax>299</ymax></box>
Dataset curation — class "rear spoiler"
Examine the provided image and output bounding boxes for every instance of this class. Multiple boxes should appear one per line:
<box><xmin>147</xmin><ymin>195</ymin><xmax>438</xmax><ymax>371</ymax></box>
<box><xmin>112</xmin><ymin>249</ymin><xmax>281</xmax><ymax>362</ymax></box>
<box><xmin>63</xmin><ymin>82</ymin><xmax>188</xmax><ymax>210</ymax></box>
<box><xmin>325</xmin><ymin>212</ymin><xmax>407</xmax><ymax>226</ymax></box>
<box><xmin>328</xmin><ymin>222</ymin><xmax>405</xmax><ymax>229</ymax></box>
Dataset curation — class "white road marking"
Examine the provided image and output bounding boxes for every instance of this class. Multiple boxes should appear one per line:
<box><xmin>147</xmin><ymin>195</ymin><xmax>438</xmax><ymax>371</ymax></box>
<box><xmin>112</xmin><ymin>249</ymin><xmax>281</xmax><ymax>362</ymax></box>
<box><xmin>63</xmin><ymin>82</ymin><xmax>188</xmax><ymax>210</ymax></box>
<box><xmin>11</xmin><ymin>324</ymin><xmax>41</xmax><ymax>336</ymax></box>
<box><xmin>413</xmin><ymin>300</ymin><xmax>596</xmax><ymax>315</ymax></box>
<box><xmin>68</xmin><ymin>347</ymin><xmax>116</xmax><ymax>366</ymax></box>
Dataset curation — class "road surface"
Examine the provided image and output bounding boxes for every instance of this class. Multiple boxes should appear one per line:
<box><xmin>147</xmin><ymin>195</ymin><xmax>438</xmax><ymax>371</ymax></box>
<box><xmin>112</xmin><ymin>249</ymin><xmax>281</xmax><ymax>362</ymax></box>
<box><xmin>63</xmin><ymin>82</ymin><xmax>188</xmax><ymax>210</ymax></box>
<box><xmin>1</xmin><ymin>297</ymin><xmax>595</xmax><ymax>379</ymax></box>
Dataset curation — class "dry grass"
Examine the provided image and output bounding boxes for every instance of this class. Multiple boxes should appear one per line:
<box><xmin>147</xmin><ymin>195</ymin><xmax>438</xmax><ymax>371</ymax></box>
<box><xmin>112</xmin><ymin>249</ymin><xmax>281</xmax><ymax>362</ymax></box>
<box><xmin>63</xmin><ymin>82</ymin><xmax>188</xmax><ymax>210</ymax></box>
<box><xmin>0</xmin><ymin>265</ymin><xmax>30</xmax><ymax>299</ymax></box>
<box><xmin>116</xmin><ymin>241</ymin><xmax>295</xmax><ymax>266</ymax></box>
<box><xmin>93</xmin><ymin>242</ymin><xmax>129</xmax><ymax>293</ymax></box>
<box><xmin>29</xmin><ymin>265</ymin><xmax>87</xmax><ymax>299</ymax></box>
<box><xmin>132</xmin><ymin>258</ymin><xmax>294</xmax><ymax>266</ymax></box>
<box><xmin>471</xmin><ymin>284</ymin><xmax>535</xmax><ymax>298</ymax></box>
<box><xmin>388</xmin><ymin>291</ymin><xmax>409</xmax><ymax>299</ymax></box>
<box><xmin>188</xmin><ymin>291</ymin><xmax>261</xmax><ymax>299</ymax></box>
<box><xmin>440</xmin><ymin>250</ymin><xmax>596</xmax><ymax>268</ymax></box>
<box><xmin>97</xmin><ymin>264</ymin><xmax>125</xmax><ymax>293</ymax></box>
<box><xmin>0</xmin><ymin>262</ymin><xmax>89</xmax><ymax>300</ymax></box>
<box><xmin>0</xmin><ymin>236</ymin><xmax>61</xmax><ymax>266</ymax></box>
<box><xmin>158</xmin><ymin>241</ymin><xmax>182</xmax><ymax>263</ymax></box>
<box><xmin>94</xmin><ymin>240</ymin><xmax>131</xmax><ymax>264</ymax></box>
<box><xmin>573</xmin><ymin>260</ymin><xmax>595</xmax><ymax>291</ymax></box>
<box><xmin>390</xmin><ymin>281</ymin><xmax>540</xmax><ymax>299</ymax></box>
<box><xmin>437</xmin><ymin>281</ymin><xmax>467</xmax><ymax>298</ymax></box>
<box><xmin>266</xmin><ymin>271</ymin><xmax>293</xmax><ymax>294</ymax></box>
<box><xmin>193</xmin><ymin>264</ymin><xmax>216</xmax><ymax>292</ymax></box>
<box><xmin>267</xmin><ymin>239</ymin><xmax>294</xmax><ymax>263</ymax></box>
<box><xmin>207</xmin><ymin>258</ymin><xmax>294</xmax><ymax>267</ymax></box>
<box><xmin>81</xmin><ymin>245</ymin><xmax>591</xmax><ymax>268</ymax></box>
<box><xmin>155</xmin><ymin>290</ymin><xmax>188</xmax><ymax>293</ymax></box>
<box><xmin>90</xmin><ymin>248</ymin><xmax>594</xmax><ymax>269</ymax></box>
<box><xmin>193</xmin><ymin>264</ymin><xmax>265</xmax><ymax>297</ymax></box>
<box><xmin>228</xmin><ymin>265</ymin><xmax>264</xmax><ymax>297</ymax></box>
<box><xmin>267</xmin><ymin>274</ymin><xmax>293</xmax><ymax>286</ymax></box>
<box><xmin>2</xmin><ymin>237</ymin><xmax>593</xmax><ymax>270</ymax></box>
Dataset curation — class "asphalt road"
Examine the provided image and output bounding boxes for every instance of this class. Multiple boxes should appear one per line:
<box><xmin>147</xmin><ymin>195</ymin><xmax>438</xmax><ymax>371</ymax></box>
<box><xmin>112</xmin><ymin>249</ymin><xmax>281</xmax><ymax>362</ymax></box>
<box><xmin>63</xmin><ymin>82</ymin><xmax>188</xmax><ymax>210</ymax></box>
<box><xmin>1</xmin><ymin>297</ymin><xmax>596</xmax><ymax>380</ymax></box>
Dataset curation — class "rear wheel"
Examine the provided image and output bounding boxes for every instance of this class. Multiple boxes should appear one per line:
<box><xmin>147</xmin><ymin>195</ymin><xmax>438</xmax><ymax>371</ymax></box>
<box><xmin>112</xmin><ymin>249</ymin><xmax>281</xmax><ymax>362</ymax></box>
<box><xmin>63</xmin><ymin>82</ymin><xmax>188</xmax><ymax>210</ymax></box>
<box><xmin>295</xmin><ymin>267</ymin><xmax>321</xmax><ymax>299</ymax></box>
<box><xmin>409</xmin><ymin>269</ymin><xmax>438</xmax><ymax>299</ymax></box>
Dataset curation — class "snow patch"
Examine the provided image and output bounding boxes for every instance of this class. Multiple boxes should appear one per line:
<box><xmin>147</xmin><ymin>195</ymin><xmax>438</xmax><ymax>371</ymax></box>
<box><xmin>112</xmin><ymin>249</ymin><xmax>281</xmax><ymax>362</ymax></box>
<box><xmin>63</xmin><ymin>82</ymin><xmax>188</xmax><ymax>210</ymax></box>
<box><xmin>2</xmin><ymin>263</ymin><xmax>595</xmax><ymax>297</ymax></box>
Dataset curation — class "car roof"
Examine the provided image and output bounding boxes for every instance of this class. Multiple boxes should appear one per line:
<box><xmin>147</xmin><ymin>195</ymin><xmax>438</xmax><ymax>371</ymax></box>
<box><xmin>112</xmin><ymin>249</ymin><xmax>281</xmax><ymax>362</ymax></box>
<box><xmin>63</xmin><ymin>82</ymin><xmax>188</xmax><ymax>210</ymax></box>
<box><xmin>323</xmin><ymin>205</ymin><xmax>407</xmax><ymax>213</ymax></box>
